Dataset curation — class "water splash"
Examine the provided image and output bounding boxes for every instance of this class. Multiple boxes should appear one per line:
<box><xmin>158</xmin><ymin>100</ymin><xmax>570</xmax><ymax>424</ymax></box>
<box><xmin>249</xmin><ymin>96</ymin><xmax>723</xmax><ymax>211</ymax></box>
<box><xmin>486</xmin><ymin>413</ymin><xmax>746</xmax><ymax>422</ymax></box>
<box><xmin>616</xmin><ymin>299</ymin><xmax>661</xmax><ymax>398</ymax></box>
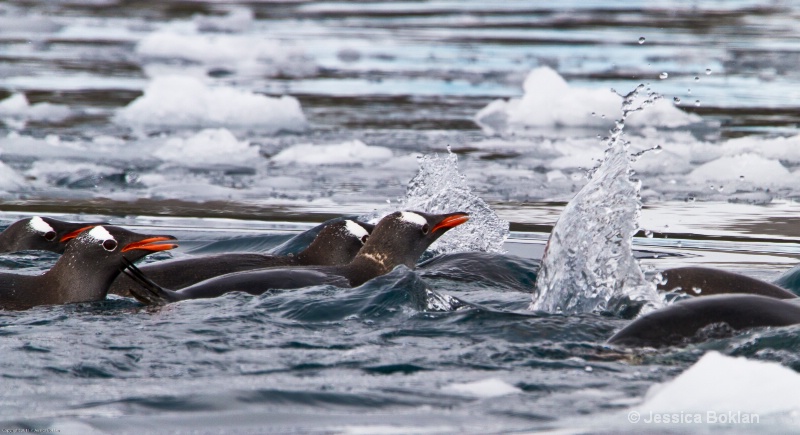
<box><xmin>403</xmin><ymin>149</ymin><xmax>509</xmax><ymax>254</ymax></box>
<box><xmin>530</xmin><ymin>85</ymin><xmax>663</xmax><ymax>316</ymax></box>
<box><xmin>365</xmin><ymin>149</ymin><xmax>509</xmax><ymax>256</ymax></box>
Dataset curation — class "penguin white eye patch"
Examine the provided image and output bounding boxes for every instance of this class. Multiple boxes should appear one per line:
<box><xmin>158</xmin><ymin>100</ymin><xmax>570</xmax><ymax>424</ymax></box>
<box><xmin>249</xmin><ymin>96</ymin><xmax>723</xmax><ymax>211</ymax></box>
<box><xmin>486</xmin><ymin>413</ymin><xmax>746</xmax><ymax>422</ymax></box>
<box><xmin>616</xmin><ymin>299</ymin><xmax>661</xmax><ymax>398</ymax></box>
<box><xmin>399</xmin><ymin>212</ymin><xmax>427</xmax><ymax>226</ymax></box>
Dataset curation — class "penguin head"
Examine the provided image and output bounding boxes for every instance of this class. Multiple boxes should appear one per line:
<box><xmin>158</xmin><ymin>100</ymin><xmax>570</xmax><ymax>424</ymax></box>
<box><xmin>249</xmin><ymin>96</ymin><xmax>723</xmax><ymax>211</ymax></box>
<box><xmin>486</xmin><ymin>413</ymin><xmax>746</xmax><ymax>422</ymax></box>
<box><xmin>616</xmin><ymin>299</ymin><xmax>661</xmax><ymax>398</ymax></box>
<box><xmin>67</xmin><ymin>225</ymin><xmax>177</xmax><ymax>265</ymax></box>
<box><xmin>356</xmin><ymin>210</ymin><xmax>469</xmax><ymax>270</ymax></box>
<box><xmin>299</xmin><ymin>219</ymin><xmax>375</xmax><ymax>266</ymax></box>
<box><xmin>0</xmin><ymin>216</ymin><xmax>105</xmax><ymax>254</ymax></box>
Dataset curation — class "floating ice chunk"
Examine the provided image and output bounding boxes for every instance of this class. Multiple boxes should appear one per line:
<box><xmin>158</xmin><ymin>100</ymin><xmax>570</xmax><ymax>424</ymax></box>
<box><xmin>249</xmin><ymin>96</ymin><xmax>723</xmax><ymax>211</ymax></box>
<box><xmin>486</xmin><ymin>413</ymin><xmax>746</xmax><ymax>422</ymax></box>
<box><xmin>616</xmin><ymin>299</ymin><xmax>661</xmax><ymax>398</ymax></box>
<box><xmin>136</xmin><ymin>31</ymin><xmax>313</xmax><ymax>77</ymax></box>
<box><xmin>0</xmin><ymin>93</ymin><xmax>70</xmax><ymax>123</ymax></box>
<box><xmin>632</xmin><ymin>148</ymin><xmax>691</xmax><ymax>176</ymax></box>
<box><xmin>154</xmin><ymin>128</ymin><xmax>261</xmax><ymax>166</ymax></box>
<box><xmin>546</xmin><ymin>169</ymin><xmax>566</xmax><ymax>182</ymax></box>
<box><xmin>0</xmin><ymin>14</ymin><xmax>61</xmax><ymax>36</ymax></box>
<box><xmin>636</xmin><ymin>351</ymin><xmax>800</xmax><ymax>416</ymax></box>
<box><xmin>0</xmin><ymin>160</ymin><xmax>27</xmax><ymax>191</ymax></box>
<box><xmin>377</xmin><ymin>153</ymin><xmax>423</xmax><ymax>172</ymax></box>
<box><xmin>475</xmin><ymin>67</ymin><xmax>699</xmax><ymax>133</ymax></box>
<box><xmin>194</xmin><ymin>7</ymin><xmax>255</xmax><ymax>33</ymax></box>
<box><xmin>688</xmin><ymin>153</ymin><xmax>792</xmax><ymax>186</ymax></box>
<box><xmin>115</xmin><ymin>76</ymin><xmax>308</xmax><ymax>133</ymax></box>
<box><xmin>443</xmin><ymin>378</ymin><xmax>521</xmax><ymax>398</ymax></box>
<box><xmin>720</xmin><ymin>134</ymin><xmax>800</xmax><ymax>164</ymax></box>
<box><xmin>25</xmin><ymin>161</ymin><xmax>122</xmax><ymax>189</ymax></box>
<box><xmin>271</xmin><ymin>140</ymin><xmax>393</xmax><ymax>165</ymax></box>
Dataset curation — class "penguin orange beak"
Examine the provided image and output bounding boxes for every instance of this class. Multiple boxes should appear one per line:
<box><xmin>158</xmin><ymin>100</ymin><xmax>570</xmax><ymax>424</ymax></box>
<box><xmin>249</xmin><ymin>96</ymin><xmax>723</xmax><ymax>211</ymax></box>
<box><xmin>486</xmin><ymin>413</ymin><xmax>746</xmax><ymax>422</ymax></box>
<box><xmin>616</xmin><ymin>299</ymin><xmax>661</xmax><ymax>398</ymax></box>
<box><xmin>122</xmin><ymin>236</ymin><xmax>178</xmax><ymax>253</ymax></box>
<box><xmin>431</xmin><ymin>212</ymin><xmax>469</xmax><ymax>233</ymax></box>
<box><xmin>60</xmin><ymin>225</ymin><xmax>96</xmax><ymax>242</ymax></box>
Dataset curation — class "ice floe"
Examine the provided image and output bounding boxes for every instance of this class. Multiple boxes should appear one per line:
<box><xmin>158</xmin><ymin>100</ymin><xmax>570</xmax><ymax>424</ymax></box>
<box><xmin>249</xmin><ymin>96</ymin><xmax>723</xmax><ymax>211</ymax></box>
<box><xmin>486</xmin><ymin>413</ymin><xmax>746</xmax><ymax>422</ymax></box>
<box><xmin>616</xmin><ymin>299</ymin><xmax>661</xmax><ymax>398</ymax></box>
<box><xmin>443</xmin><ymin>378</ymin><xmax>521</xmax><ymax>398</ymax></box>
<box><xmin>155</xmin><ymin>128</ymin><xmax>261</xmax><ymax>167</ymax></box>
<box><xmin>115</xmin><ymin>76</ymin><xmax>308</xmax><ymax>133</ymax></box>
<box><xmin>136</xmin><ymin>31</ymin><xmax>315</xmax><ymax>77</ymax></box>
<box><xmin>193</xmin><ymin>7</ymin><xmax>255</xmax><ymax>33</ymax></box>
<box><xmin>688</xmin><ymin>153</ymin><xmax>795</xmax><ymax>186</ymax></box>
<box><xmin>0</xmin><ymin>93</ymin><xmax>70</xmax><ymax>125</ymax></box>
<box><xmin>474</xmin><ymin>66</ymin><xmax>700</xmax><ymax>134</ymax></box>
<box><xmin>271</xmin><ymin>140</ymin><xmax>393</xmax><ymax>165</ymax></box>
<box><xmin>635</xmin><ymin>351</ymin><xmax>800</xmax><ymax>417</ymax></box>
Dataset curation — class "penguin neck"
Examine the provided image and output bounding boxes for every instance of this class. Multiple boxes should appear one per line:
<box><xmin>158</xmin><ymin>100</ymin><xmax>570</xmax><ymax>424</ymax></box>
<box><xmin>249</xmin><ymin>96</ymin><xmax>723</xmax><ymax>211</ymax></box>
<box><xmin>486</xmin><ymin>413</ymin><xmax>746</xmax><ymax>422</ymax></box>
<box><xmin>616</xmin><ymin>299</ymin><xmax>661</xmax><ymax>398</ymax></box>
<box><xmin>43</xmin><ymin>250</ymin><xmax>119</xmax><ymax>304</ymax></box>
<box><xmin>295</xmin><ymin>245</ymin><xmax>323</xmax><ymax>265</ymax></box>
<box><xmin>295</xmin><ymin>233</ymin><xmax>352</xmax><ymax>266</ymax></box>
<box><xmin>0</xmin><ymin>228</ymin><xmax>22</xmax><ymax>253</ymax></box>
<box><xmin>346</xmin><ymin>246</ymin><xmax>413</xmax><ymax>287</ymax></box>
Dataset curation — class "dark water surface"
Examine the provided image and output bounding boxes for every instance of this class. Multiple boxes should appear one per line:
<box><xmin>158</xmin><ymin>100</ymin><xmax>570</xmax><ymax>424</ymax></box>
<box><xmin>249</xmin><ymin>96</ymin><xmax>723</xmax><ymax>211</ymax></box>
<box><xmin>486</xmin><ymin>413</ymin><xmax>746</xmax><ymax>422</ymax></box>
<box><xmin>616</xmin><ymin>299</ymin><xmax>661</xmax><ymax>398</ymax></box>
<box><xmin>2</xmin><ymin>0</ymin><xmax>800</xmax><ymax>433</ymax></box>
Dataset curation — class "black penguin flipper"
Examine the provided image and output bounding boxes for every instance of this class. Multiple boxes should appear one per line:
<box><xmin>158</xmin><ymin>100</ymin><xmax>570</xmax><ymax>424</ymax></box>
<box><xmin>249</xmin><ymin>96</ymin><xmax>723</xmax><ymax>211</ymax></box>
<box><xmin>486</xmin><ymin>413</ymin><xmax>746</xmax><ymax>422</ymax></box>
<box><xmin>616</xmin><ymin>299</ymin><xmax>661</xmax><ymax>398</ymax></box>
<box><xmin>121</xmin><ymin>258</ymin><xmax>180</xmax><ymax>305</ymax></box>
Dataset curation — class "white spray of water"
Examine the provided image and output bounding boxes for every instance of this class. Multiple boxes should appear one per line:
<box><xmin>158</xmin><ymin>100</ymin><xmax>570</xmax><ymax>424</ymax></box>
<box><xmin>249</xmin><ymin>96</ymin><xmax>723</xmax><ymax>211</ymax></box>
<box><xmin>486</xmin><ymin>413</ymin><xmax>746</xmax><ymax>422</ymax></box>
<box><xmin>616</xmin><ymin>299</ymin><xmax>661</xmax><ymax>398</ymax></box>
<box><xmin>401</xmin><ymin>149</ymin><xmax>509</xmax><ymax>255</ymax></box>
<box><xmin>363</xmin><ymin>149</ymin><xmax>509</xmax><ymax>256</ymax></box>
<box><xmin>530</xmin><ymin>85</ymin><xmax>664</xmax><ymax>315</ymax></box>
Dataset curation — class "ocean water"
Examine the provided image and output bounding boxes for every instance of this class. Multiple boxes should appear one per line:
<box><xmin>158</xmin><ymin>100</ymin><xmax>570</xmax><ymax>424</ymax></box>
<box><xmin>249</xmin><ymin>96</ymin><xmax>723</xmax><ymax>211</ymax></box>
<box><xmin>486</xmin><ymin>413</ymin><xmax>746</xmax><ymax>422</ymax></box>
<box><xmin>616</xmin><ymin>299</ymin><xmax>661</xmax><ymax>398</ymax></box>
<box><xmin>2</xmin><ymin>0</ymin><xmax>800</xmax><ymax>433</ymax></box>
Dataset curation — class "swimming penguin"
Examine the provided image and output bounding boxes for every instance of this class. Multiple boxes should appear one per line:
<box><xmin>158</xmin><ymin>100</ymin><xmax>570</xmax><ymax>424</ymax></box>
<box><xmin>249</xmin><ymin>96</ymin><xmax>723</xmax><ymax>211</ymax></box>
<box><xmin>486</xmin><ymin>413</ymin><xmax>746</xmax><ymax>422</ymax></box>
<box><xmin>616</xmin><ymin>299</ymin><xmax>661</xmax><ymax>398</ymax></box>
<box><xmin>108</xmin><ymin>219</ymin><xmax>374</xmax><ymax>296</ymax></box>
<box><xmin>0</xmin><ymin>216</ymin><xmax>104</xmax><ymax>254</ymax></box>
<box><xmin>124</xmin><ymin>210</ymin><xmax>469</xmax><ymax>305</ymax></box>
<box><xmin>0</xmin><ymin>225</ymin><xmax>176</xmax><ymax>310</ymax></box>
<box><xmin>607</xmin><ymin>294</ymin><xmax>800</xmax><ymax>348</ymax></box>
<box><xmin>657</xmin><ymin>267</ymin><xmax>797</xmax><ymax>300</ymax></box>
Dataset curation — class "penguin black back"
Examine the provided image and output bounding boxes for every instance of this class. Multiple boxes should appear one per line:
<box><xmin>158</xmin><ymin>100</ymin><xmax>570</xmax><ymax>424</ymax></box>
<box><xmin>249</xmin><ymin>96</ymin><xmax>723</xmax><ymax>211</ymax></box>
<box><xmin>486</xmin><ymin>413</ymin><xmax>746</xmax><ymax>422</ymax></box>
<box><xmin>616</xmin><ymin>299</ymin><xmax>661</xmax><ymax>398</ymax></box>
<box><xmin>124</xmin><ymin>210</ymin><xmax>469</xmax><ymax>305</ymax></box>
<box><xmin>657</xmin><ymin>267</ymin><xmax>797</xmax><ymax>300</ymax></box>
<box><xmin>608</xmin><ymin>294</ymin><xmax>800</xmax><ymax>348</ymax></box>
<box><xmin>109</xmin><ymin>219</ymin><xmax>374</xmax><ymax>295</ymax></box>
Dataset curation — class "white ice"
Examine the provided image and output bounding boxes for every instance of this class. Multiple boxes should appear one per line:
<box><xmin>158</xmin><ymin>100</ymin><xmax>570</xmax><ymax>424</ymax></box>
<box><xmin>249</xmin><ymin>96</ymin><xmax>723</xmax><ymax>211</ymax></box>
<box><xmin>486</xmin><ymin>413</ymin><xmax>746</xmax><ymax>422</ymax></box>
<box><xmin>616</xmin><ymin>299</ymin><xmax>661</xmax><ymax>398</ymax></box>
<box><xmin>475</xmin><ymin>66</ymin><xmax>700</xmax><ymax>134</ymax></box>
<box><xmin>635</xmin><ymin>351</ymin><xmax>800</xmax><ymax>416</ymax></box>
<box><xmin>115</xmin><ymin>76</ymin><xmax>308</xmax><ymax>133</ymax></box>
<box><xmin>155</xmin><ymin>128</ymin><xmax>261</xmax><ymax>167</ymax></box>
<box><xmin>136</xmin><ymin>31</ymin><xmax>315</xmax><ymax>77</ymax></box>
<box><xmin>0</xmin><ymin>93</ymin><xmax>70</xmax><ymax>123</ymax></box>
<box><xmin>443</xmin><ymin>378</ymin><xmax>522</xmax><ymax>398</ymax></box>
<box><xmin>271</xmin><ymin>140</ymin><xmax>393</xmax><ymax>165</ymax></box>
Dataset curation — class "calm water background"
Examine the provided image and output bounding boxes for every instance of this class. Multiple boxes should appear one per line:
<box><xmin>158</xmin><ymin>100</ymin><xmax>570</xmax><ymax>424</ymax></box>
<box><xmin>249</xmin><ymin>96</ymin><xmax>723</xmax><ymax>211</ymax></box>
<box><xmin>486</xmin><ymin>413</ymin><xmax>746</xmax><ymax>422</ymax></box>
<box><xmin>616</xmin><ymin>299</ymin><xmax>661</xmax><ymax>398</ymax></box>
<box><xmin>1</xmin><ymin>1</ymin><xmax>800</xmax><ymax>433</ymax></box>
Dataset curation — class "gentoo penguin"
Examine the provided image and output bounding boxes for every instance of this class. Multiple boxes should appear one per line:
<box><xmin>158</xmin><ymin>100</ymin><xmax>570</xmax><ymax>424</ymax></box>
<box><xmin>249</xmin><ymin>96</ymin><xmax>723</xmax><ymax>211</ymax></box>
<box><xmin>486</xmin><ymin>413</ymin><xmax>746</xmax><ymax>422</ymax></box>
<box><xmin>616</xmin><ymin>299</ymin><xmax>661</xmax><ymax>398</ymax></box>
<box><xmin>607</xmin><ymin>294</ymin><xmax>800</xmax><ymax>347</ymax></box>
<box><xmin>0</xmin><ymin>216</ymin><xmax>105</xmax><ymax>254</ymax></box>
<box><xmin>108</xmin><ymin>219</ymin><xmax>374</xmax><ymax>295</ymax></box>
<box><xmin>0</xmin><ymin>225</ymin><xmax>176</xmax><ymax>310</ymax></box>
<box><xmin>124</xmin><ymin>210</ymin><xmax>469</xmax><ymax>305</ymax></box>
<box><xmin>657</xmin><ymin>267</ymin><xmax>797</xmax><ymax>299</ymax></box>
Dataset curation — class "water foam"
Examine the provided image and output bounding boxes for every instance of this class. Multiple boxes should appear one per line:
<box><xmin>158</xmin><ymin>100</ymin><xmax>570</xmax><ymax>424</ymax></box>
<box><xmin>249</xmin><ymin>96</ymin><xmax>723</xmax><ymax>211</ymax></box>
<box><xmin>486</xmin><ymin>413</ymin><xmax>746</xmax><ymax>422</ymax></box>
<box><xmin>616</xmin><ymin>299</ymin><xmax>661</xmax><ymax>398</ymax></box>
<box><xmin>114</xmin><ymin>76</ymin><xmax>308</xmax><ymax>133</ymax></box>
<box><xmin>531</xmin><ymin>86</ymin><xmax>663</xmax><ymax>315</ymax></box>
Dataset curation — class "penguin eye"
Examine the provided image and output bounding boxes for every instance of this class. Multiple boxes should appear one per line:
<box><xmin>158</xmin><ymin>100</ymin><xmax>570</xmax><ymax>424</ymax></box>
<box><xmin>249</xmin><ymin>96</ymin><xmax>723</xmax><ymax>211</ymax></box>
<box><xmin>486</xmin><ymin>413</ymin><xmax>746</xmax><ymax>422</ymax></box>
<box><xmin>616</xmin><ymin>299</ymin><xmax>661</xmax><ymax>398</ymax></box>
<box><xmin>421</xmin><ymin>224</ymin><xmax>429</xmax><ymax>234</ymax></box>
<box><xmin>361</xmin><ymin>235</ymin><xmax>369</xmax><ymax>244</ymax></box>
<box><xmin>44</xmin><ymin>231</ymin><xmax>57</xmax><ymax>241</ymax></box>
<box><xmin>102</xmin><ymin>239</ymin><xmax>118</xmax><ymax>251</ymax></box>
